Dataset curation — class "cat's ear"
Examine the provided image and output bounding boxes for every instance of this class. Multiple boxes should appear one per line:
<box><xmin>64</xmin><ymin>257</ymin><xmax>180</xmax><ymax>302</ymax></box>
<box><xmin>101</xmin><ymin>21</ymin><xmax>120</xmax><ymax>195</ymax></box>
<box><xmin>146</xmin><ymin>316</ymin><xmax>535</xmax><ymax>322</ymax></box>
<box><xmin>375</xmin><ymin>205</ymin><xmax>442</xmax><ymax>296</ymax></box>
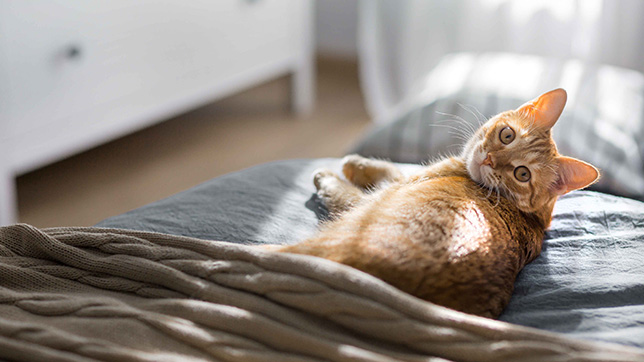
<box><xmin>551</xmin><ymin>156</ymin><xmax>600</xmax><ymax>195</ymax></box>
<box><xmin>516</xmin><ymin>88</ymin><xmax>567</xmax><ymax>130</ymax></box>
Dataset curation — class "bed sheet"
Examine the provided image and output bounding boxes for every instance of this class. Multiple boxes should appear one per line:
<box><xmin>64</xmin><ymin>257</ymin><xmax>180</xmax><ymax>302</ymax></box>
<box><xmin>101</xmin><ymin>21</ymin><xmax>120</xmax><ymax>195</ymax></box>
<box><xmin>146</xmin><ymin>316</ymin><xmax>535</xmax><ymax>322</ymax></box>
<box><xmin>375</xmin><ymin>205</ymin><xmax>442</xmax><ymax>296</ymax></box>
<box><xmin>98</xmin><ymin>158</ymin><xmax>644</xmax><ymax>348</ymax></box>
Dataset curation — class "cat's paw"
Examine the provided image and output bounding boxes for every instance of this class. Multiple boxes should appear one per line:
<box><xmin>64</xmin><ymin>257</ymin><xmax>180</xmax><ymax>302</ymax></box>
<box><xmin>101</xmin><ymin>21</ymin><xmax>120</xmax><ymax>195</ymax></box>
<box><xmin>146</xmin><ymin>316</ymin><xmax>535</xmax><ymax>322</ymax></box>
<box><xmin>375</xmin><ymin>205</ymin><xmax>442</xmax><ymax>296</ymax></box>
<box><xmin>343</xmin><ymin>154</ymin><xmax>386</xmax><ymax>188</ymax></box>
<box><xmin>313</xmin><ymin>168</ymin><xmax>338</xmax><ymax>190</ymax></box>
<box><xmin>342</xmin><ymin>154</ymin><xmax>402</xmax><ymax>188</ymax></box>
<box><xmin>312</xmin><ymin>167</ymin><xmax>363</xmax><ymax>217</ymax></box>
<box><xmin>341</xmin><ymin>154</ymin><xmax>368</xmax><ymax>184</ymax></box>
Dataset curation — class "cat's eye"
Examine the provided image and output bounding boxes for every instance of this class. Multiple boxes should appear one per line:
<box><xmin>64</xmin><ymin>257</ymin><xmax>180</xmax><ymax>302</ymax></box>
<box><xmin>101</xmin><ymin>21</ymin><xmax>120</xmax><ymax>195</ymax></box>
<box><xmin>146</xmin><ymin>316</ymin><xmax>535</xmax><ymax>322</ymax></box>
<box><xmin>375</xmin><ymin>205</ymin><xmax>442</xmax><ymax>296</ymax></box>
<box><xmin>499</xmin><ymin>127</ymin><xmax>515</xmax><ymax>144</ymax></box>
<box><xmin>514</xmin><ymin>166</ymin><xmax>531</xmax><ymax>182</ymax></box>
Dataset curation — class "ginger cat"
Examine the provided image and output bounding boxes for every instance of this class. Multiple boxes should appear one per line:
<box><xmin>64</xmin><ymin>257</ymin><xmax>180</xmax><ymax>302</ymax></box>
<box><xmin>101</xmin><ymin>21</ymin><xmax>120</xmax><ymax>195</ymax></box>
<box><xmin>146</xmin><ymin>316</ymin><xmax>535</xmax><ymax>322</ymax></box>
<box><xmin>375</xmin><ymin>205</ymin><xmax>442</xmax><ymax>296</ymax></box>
<box><xmin>278</xmin><ymin>89</ymin><xmax>599</xmax><ymax>318</ymax></box>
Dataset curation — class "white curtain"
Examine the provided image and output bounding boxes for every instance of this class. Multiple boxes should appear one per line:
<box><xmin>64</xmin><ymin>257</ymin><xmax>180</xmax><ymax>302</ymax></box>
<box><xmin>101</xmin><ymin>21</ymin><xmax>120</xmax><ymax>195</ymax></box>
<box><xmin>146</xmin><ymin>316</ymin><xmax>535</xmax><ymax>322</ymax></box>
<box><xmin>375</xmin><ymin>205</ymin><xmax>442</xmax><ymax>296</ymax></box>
<box><xmin>359</xmin><ymin>0</ymin><xmax>644</xmax><ymax>122</ymax></box>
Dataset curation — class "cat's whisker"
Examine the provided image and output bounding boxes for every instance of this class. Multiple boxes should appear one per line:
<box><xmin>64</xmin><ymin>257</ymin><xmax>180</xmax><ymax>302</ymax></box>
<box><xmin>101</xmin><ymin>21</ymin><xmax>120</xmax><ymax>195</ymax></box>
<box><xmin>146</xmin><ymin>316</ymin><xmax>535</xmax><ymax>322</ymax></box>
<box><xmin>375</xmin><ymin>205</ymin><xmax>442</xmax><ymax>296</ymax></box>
<box><xmin>444</xmin><ymin>128</ymin><xmax>474</xmax><ymax>145</ymax></box>
<box><xmin>446</xmin><ymin>131</ymin><xmax>472</xmax><ymax>143</ymax></box>
<box><xmin>481</xmin><ymin>173</ymin><xmax>504</xmax><ymax>208</ymax></box>
<box><xmin>429</xmin><ymin>122</ymin><xmax>468</xmax><ymax>133</ymax></box>
<box><xmin>457</xmin><ymin>120</ymin><xmax>477</xmax><ymax>139</ymax></box>
<box><xmin>493</xmin><ymin>186</ymin><xmax>501</xmax><ymax>208</ymax></box>
<box><xmin>435</xmin><ymin>112</ymin><xmax>477</xmax><ymax>137</ymax></box>
<box><xmin>429</xmin><ymin>123</ymin><xmax>473</xmax><ymax>142</ymax></box>
<box><xmin>447</xmin><ymin>129</ymin><xmax>472</xmax><ymax>138</ymax></box>
<box><xmin>449</xmin><ymin>111</ymin><xmax>479</xmax><ymax>134</ymax></box>
<box><xmin>484</xmin><ymin>176</ymin><xmax>496</xmax><ymax>199</ymax></box>
<box><xmin>458</xmin><ymin>103</ymin><xmax>487</xmax><ymax>127</ymax></box>
<box><xmin>434</xmin><ymin>120</ymin><xmax>474</xmax><ymax>136</ymax></box>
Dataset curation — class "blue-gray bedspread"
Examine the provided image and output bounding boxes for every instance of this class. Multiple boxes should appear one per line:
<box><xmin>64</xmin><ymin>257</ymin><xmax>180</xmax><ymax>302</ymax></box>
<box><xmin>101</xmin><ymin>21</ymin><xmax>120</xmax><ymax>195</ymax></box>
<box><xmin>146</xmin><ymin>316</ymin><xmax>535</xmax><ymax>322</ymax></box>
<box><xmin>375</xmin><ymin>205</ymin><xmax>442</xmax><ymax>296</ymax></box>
<box><xmin>98</xmin><ymin>158</ymin><xmax>644</xmax><ymax>348</ymax></box>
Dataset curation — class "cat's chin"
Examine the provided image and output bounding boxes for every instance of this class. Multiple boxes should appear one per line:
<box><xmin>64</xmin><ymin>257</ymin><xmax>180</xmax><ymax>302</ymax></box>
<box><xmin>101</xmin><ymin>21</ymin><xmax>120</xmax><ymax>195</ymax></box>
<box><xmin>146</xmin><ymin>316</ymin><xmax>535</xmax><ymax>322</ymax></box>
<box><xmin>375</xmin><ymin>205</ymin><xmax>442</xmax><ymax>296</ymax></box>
<box><xmin>462</xmin><ymin>132</ymin><xmax>493</xmax><ymax>182</ymax></box>
<box><xmin>464</xmin><ymin>148</ymin><xmax>487</xmax><ymax>185</ymax></box>
<box><xmin>466</xmin><ymin>161</ymin><xmax>483</xmax><ymax>183</ymax></box>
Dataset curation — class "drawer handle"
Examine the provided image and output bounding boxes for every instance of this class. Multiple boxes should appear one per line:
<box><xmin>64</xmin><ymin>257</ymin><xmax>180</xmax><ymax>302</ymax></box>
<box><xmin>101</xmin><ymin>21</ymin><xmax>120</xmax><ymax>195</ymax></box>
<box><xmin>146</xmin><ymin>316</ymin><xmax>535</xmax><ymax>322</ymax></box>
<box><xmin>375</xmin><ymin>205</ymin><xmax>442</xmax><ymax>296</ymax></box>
<box><xmin>65</xmin><ymin>45</ymin><xmax>82</xmax><ymax>60</ymax></box>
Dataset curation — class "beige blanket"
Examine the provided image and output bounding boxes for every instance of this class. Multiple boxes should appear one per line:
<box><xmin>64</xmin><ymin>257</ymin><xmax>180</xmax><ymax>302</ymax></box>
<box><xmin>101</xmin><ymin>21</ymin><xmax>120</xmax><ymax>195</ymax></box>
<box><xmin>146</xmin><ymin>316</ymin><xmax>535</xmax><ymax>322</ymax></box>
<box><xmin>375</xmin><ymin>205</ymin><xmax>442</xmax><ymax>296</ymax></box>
<box><xmin>1</xmin><ymin>224</ymin><xmax>642</xmax><ymax>362</ymax></box>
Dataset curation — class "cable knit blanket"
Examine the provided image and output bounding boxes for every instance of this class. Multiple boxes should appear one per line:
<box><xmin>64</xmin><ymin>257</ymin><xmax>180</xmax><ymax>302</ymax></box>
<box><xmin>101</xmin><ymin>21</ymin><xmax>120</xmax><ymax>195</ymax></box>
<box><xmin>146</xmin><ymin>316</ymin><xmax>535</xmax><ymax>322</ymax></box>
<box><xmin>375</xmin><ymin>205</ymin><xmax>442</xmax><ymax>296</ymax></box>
<box><xmin>1</xmin><ymin>224</ymin><xmax>643</xmax><ymax>362</ymax></box>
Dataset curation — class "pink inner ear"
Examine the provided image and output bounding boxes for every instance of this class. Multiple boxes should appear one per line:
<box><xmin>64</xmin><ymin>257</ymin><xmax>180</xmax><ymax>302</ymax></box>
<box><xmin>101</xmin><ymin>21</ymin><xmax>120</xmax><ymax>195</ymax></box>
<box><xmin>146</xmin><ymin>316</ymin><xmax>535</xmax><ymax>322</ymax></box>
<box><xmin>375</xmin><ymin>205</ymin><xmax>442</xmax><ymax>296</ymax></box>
<box><xmin>553</xmin><ymin>156</ymin><xmax>600</xmax><ymax>195</ymax></box>
<box><xmin>516</xmin><ymin>88</ymin><xmax>567</xmax><ymax>130</ymax></box>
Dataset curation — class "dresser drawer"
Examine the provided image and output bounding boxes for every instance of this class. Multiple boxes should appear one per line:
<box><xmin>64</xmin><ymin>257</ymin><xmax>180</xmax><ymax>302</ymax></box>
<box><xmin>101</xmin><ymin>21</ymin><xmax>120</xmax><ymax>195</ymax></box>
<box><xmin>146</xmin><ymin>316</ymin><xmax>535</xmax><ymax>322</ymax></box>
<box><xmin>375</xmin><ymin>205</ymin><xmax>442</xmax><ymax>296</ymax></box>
<box><xmin>1</xmin><ymin>0</ymin><xmax>301</xmax><ymax>170</ymax></box>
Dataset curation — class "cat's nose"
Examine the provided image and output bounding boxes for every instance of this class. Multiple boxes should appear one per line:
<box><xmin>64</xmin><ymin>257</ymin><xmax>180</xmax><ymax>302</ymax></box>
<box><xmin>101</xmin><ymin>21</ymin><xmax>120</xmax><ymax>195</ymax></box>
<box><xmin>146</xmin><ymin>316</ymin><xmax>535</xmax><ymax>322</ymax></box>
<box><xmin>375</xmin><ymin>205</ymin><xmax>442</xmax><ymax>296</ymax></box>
<box><xmin>482</xmin><ymin>153</ymin><xmax>496</xmax><ymax>168</ymax></box>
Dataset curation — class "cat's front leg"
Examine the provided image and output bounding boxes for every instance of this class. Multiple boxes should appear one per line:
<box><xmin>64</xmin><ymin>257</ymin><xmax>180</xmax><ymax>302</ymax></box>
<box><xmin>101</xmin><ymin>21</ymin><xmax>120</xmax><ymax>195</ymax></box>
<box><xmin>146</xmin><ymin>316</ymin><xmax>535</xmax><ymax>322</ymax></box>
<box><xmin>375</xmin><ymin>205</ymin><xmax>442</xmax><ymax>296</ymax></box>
<box><xmin>313</xmin><ymin>168</ymin><xmax>365</xmax><ymax>218</ymax></box>
<box><xmin>342</xmin><ymin>154</ymin><xmax>403</xmax><ymax>189</ymax></box>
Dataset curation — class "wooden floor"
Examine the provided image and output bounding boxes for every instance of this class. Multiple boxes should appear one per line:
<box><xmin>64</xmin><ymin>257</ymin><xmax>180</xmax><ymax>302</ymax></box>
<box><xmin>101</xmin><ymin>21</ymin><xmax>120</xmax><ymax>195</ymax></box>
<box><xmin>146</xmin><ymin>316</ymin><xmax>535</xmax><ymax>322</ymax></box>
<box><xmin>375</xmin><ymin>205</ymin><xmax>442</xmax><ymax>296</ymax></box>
<box><xmin>17</xmin><ymin>59</ymin><xmax>371</xmax><ymax>227</ymax></box>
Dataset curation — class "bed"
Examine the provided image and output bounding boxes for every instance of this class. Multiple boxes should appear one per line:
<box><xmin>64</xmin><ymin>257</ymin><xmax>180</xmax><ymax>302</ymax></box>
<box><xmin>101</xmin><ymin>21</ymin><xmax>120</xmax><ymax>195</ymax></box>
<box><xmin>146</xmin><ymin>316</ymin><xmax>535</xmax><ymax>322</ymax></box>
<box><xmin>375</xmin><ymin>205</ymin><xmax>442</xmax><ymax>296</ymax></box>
<box><xmin>2</xmin><ymin>53</ymin><xmax>644</xmax><ymax>361</ymax></box>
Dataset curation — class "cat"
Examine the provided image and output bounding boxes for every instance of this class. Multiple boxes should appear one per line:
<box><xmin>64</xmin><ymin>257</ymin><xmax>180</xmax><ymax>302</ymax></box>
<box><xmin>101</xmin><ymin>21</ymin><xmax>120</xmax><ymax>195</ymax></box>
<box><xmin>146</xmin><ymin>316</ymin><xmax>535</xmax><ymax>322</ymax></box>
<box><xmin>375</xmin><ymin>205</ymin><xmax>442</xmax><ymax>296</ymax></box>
<box><xmin>277</xmin><ymin>88</ymin><xmax>599</xmax><ymax>318</ymax></box>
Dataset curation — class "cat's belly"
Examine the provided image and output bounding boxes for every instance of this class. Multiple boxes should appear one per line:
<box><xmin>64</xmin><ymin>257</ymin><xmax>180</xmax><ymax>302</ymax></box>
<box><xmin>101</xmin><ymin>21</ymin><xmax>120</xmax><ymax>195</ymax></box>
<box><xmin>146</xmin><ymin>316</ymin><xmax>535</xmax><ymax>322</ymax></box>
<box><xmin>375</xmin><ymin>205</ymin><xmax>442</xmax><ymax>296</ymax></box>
<box><xmin>282</xmin><ymin>178</ymin><xmax>535</xmax><ymax>317</ymax></box>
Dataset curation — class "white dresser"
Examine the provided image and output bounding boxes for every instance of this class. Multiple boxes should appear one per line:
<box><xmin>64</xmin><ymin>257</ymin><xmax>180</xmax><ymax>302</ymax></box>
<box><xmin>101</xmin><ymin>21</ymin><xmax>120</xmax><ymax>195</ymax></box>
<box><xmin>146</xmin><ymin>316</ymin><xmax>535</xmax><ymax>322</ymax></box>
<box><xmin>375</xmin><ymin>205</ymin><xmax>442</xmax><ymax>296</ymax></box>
<box><xmin>0</xmin><ymin>0</ymin><xmax>315</xmax><ymax>225</ymax></box>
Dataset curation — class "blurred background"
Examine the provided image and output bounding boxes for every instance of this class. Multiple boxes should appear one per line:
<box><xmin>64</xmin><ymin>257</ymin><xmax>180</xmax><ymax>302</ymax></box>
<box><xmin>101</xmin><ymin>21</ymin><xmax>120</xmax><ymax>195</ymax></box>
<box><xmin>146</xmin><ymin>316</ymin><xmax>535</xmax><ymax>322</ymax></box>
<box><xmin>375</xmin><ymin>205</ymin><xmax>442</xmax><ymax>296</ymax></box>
<box><xmin>2</xmin><ymin>0</ymin><xmax>644</xmax><ymax>227</ymax></box>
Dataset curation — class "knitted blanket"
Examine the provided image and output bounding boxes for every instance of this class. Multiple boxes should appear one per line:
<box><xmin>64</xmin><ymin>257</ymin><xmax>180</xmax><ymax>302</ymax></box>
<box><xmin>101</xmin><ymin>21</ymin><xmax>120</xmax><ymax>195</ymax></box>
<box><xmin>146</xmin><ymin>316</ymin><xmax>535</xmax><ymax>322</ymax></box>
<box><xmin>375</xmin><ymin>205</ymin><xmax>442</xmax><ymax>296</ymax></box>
<box><xmin>1</xmin><ymin>224</ymin><xmax>642</xmax><ymax>362</ymax></box>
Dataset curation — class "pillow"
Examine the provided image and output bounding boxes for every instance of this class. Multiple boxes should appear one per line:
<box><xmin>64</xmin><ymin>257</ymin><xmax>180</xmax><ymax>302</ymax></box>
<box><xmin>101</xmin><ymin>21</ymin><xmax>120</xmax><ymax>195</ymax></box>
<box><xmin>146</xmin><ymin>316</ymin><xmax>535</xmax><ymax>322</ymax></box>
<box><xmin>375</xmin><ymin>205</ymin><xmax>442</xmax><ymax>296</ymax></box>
<box><xmin>350</xmin><ymin>52</ymin><xmax>644</xmax><ymax>200</ymax></box>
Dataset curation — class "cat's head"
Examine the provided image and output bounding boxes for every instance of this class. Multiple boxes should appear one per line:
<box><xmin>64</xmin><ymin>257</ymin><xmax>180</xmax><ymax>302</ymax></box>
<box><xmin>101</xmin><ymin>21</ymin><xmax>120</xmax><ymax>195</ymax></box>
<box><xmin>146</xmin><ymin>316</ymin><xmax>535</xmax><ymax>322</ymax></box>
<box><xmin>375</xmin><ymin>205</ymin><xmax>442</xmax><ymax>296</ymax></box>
<box><xmin>462</xmin><ymin>88</ymin><xmax>599</xmax><ymax>214</ymax></box>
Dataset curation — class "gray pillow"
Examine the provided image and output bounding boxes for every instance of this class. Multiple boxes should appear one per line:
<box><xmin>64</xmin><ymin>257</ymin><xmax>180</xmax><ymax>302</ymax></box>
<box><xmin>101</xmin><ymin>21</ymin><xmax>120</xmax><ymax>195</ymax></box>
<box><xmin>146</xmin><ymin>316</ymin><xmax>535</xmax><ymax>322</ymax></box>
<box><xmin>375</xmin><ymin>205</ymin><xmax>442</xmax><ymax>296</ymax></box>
<box><xmin>350</xmin><ymin>52</ymin><xmax>644</xmax><ymax>200</ymax></box>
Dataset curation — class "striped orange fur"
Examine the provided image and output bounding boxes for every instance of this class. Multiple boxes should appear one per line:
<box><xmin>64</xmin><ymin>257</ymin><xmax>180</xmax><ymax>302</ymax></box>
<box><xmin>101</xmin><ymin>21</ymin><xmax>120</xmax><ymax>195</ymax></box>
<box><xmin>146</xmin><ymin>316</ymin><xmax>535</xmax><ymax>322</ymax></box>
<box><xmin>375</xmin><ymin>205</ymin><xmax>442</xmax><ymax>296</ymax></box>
<box><xmin>278</xmin><ymin>89</ymin><xmax>599</xmax><ymax>317</ymax></box>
